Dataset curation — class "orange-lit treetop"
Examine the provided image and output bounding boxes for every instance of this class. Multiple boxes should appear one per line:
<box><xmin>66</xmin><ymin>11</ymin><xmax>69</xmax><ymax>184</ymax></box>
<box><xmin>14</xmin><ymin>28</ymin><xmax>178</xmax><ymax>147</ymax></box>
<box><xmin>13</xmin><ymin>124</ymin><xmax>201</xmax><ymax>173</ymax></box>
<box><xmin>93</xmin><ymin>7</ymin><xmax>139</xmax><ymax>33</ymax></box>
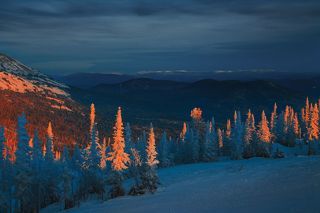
<box><xmin>191</xmin><ymin>107</ymin><xmax>202</xmax><ymax>121</ymax></box>
<box><xmin>90</xmin><ymin>103</ymin><xmax>95</xmax><ymax>132</ymax></box>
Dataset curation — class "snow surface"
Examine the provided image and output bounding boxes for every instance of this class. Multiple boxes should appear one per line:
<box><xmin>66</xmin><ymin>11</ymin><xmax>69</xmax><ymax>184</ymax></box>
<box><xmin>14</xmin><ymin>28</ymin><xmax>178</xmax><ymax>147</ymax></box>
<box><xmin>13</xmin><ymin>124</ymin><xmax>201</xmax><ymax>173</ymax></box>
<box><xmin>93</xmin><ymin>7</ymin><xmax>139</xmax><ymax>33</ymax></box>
<box><xmin>42</xmin><ymin>156</ymin><xmax>320</xmax><ymax>213</ymax></box>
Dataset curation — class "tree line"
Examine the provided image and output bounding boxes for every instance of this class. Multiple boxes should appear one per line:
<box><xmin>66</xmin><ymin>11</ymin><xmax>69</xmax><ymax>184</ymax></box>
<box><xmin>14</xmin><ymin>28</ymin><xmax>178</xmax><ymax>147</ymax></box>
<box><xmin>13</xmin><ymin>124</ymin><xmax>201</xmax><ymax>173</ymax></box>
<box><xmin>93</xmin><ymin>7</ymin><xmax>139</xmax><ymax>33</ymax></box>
<box><xmin>1</xmin><ymin>98</ymin><xmax>320</xmax><ymax>212</ymax></box>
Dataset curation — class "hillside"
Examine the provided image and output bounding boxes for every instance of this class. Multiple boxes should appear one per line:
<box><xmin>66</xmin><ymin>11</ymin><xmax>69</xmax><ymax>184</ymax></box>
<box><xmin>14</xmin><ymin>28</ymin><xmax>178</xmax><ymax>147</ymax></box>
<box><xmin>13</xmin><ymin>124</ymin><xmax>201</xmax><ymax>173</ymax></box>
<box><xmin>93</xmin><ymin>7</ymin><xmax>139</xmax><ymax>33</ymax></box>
<box><xmin>42</xmin><ymin>156</ymin><xmax>320</xmax><ymax>213</ymax></box>
<box><xmin>0</xmin><ymin>54</ymin><xmax>88</xmax><ymax>157</ymax></box>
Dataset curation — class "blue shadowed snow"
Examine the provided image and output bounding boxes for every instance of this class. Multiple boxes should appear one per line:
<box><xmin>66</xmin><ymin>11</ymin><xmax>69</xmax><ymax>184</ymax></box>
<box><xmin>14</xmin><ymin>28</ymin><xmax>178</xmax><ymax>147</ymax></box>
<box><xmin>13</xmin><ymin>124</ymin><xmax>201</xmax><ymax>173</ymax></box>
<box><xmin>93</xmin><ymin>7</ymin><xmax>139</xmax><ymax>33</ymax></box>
<box><xmin>42</xmin><ymin>155</ymin><xmax>320</xmax><ymax>213</ymax></box>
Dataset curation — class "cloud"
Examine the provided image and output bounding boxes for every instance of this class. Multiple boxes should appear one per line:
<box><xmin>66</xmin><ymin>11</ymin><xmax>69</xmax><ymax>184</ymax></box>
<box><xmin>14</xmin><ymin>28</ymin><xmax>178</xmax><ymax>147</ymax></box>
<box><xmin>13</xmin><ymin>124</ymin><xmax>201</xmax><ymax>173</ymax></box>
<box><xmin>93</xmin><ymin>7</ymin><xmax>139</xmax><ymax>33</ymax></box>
<box><xmin>0</xmin><ymin>0</ymin><xmax>319</xmax><ymax>74</ymax></box>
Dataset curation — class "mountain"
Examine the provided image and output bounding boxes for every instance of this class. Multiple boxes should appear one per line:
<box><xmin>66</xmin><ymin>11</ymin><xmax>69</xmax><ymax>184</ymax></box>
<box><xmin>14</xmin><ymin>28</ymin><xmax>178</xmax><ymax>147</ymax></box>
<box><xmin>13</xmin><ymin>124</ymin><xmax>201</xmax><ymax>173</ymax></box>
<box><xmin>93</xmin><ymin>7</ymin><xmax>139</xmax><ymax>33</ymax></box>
<box><xmin>0</xmin><ymin>54</ymin><xmax>88</xmax><ymax>157</ymax></box>
<box><xmin>275</xmin><ymin>77</ymin><xmax>320</xmax><ymax>98</ymax></box>
<box><xmin>0</xmin><ymin>54</ymin><xmax>69</xmax><ymax>96</ymax></box>
<box><xmin>57</xmin><ymin>71</ymin><xmax>320</xmax><ymax>89</ymax></box>
<box><xmin>55</xmin><ymin>72</ymin><xmax>133</xmax><ymax>88</ymax></box>
<box><xmin>70</xmin><ymin>78</ymin><xmax>304</xmax><ymax>136</ymax></box>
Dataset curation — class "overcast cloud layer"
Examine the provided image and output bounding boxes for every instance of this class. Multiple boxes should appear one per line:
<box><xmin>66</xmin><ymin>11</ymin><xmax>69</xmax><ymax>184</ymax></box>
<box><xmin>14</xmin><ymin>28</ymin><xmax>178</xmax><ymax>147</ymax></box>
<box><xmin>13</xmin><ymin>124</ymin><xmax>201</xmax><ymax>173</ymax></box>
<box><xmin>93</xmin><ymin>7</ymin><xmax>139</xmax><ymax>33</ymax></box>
<box><xmin>0</xmin><ymin>0</ymin><xmax>319</xmax><ymax>75</ymax></box>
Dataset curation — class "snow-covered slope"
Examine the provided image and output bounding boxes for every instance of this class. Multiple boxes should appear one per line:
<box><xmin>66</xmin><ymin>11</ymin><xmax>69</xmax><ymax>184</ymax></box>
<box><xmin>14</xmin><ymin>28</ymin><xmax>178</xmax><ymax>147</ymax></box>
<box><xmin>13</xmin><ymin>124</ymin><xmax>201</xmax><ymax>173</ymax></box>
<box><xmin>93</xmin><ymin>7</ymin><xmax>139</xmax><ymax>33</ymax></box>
<box><xmin>0</xmin><ymin>53</ymin><xmax>68</xmax><ymax>97</ymax></box>
<box><xmin>42</xmin><ymin>156</ymin><xmax>320</xmax><ymax>213</ymax></box>
<box><xmin>0</xmin><ymin>54</ymin><xmax>87</xmax><ymax>150</ymax></box>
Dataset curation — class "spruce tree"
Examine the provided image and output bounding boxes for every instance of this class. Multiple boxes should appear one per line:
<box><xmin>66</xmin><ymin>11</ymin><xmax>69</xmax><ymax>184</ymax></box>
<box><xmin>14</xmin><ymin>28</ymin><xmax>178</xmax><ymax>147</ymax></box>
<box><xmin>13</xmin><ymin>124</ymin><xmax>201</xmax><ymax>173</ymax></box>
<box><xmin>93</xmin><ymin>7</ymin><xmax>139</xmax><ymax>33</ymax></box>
<box><xmin>257</xmin><ymin>111</ymin><xmax>272</xmax><ymax>157</ymax></box>
<box><xmin>217</xmin><ymin>128</ymin><xmax>224</xmax><ymax>156</ymax></box>
<box><xmin>100</xmin><ymin>137</ymin><xmax>108</xmax><ymax>170</ymax></box>
<box><xmin>31</xmin><ymin>131</ymin><xmax>44</xmax><ymax>212</ymax></box>
<box><xmin>223</xmin><ymin>119</ymin><xmax>232</xmax><ymax>156</ymax></box>
<box><xmin>141</xmin><ymin>123</ymin><xmax>159</xmax><ymax>193</ymax></box>
<box><xmin>243</xmin><ymin>110</ymin><xmax>256</xmax><ymax>158</ymax></box>
<box><xmin>230</xmin><ymin>111</ymin><xmax>244</xmax><ymax>160</ymax></box>
<box><xmin>125</xmin><ymin>122</ymin><xmax>132</xmax><ymax>155</ymax></box>
<box><xmin>86</xmin><ymin>122</ymin><xmax>104</xmax><ymax>195</ymax></box>
<box><xmin>90</xmin><ymin>103</ymin><xmax>96</xmax><ymax>133</ymax></box>
<box><xmin>158</xmin><ymin>131</ymin><xmax>171</xmax><ymax>167</ymax></box>
<box><xmin>88</xmin><ymin>123</ymin><xmax>101</xmax><ymax>171</ymax></box>
<box><xmin>61</xmin><ymin>146</ymin><xmax>73</xmax><ymax>209</ymax></box>
<box><xmin>308</xmin><ymin>104</ymin><xmax>319</xmax><ymax>155</ymax></box>
<box><xmin>128</xmin><ymin>148</ymin><xmax>143</xmax><ymax>195</ymax></box>
<box><xmin>107</xmin><ymin>107</ymin><xmax>130</xmax><ymax>198</ymax></box>
<box><xmin>180</xmin><ymin>122</ymin><xmax>187</xmax><ymax>140</ymax></box>
<box><xmin>71</xmin><ymin>144</ymin><xmax>83</xmax><ymax>204</ymax></box>
<box><xmin>43</xmin><ymin>121</ymin><xmax>59</xmax><ymax>206</ymax></box>
<box><xmin>45</xmin><ymin>122</ymin><xmax>54</xmax><ymax>162</ymax></box>
<box><xmin>14</xmin><ymin>114</ymin><xmax>33</xmax><ymax>211</ymax></box>
<box><xmin>202</xmin><ymin>121</ymin><xmax>218</xmax><ymax>162</ymax></box>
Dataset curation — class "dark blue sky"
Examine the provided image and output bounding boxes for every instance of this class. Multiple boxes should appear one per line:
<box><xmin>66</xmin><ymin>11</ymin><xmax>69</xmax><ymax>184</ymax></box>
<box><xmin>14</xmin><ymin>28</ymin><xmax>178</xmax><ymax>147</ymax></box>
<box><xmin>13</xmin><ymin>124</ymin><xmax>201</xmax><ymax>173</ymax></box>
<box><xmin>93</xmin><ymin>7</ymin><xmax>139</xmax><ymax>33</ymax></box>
<box><xmin>0</xmin><ymin>0</ymin><xmax>319</xmax><ymax>75</ymax></box>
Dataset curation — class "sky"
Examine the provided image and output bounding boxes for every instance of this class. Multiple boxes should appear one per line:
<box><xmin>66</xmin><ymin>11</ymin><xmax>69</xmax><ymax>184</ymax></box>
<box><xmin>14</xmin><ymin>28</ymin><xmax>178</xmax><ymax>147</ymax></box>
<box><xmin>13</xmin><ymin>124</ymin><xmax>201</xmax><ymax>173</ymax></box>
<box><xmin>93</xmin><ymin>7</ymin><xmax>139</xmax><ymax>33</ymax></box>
<box><xmin>0</xmin><ymin>0</ymin><xmax>319</xmax><ymax>75</ymax></box>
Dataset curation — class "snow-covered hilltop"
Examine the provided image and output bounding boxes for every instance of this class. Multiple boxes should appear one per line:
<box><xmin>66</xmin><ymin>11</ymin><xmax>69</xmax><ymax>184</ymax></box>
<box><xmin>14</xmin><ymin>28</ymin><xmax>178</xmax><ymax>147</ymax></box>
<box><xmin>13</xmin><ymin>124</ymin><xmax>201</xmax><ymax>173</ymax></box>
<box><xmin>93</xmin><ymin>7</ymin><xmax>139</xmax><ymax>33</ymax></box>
<box><xmin>0</xmin><ymin>53</ymin><xmax>69</xmax><ymax>97</ymax></box>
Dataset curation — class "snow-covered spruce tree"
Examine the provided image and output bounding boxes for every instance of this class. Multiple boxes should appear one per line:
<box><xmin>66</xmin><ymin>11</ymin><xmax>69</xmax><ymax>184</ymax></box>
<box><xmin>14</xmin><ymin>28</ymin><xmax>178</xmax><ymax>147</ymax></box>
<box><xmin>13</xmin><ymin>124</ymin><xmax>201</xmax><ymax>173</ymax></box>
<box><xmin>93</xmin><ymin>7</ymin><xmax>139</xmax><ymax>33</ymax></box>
<box><xmin>90</xmin><ymin>103</ymin><xmax>96</xmax><ymax>133</ymax></box>
<box><xmin>140</xmin><ymin>123</ymin><xmax>159</xmax><ymax>193</ymax></box>
<box><xmin>100</xmin><ymin>137</ymin><xmax>108</xmax><ymax>170</ymax></box>
<box><xmin>71</xmin><ymin>143</ymin><xmax>84</xmax><ymax>203</ymax></box>
<box><xmin>0</xmin><ymin>127</ymin><xmax>16</xmax><ymax>213</ymax></box>
<box><xmin>281</xmin><ymin>106</ymin><xmax>295</xmax><ymax>147</ymax></box>
<box><xmin>275</xmin><ymin>111</ymin><xmax>285</xmax><ymax>144</ymax></box>
<box><xmin>59</xmin><ymin>147</ymin><xmax>72</xmax><ymax>209</ymax></box>
<box><xmin>270</xmin><ymin>103</ymin><xmax>277</xmax><ymax>140</ymax></box>
<box><xmin>210</xmin><ymin>117</ymin><xmax>220</xmax><ymax>157</ymax></box>
<box><xmin>85</xmin><ymin>122</ymin><xmax>103</xmax><ymax>195</ymax></box>
<box><xmin>217</xmin><ymin>128</ymin><xmax>224</xmax><ymax>156</ymax></box>
<box><xmin>45</xmin><ymin>122</ymin><xmax>54</xmax><ymax>162</ymax></box>
<box><xmin>30</xmin><ymin>131</ymin><xmax>45</xmax><ymax>212</ymax></box>
<box><xmin>43</xmin><ymin>121</ymin><xmax>59</xmax><ymax>207</ymax></box>
<box><xmin>300</xmin><ymin>98</ymin><xmax>311</xmax><ymax>141</ymax></box>
<box><xmin>184</xmin><ymin>128</ymin><xmax>197</xmax><ymax>163</ymax></box>
<box><xmin>256</xmin><ymin>111</ymin><xmax>272</xmax><ymax>157</ymax></box>
<box><xmin>14</xmin><ymin>114</ymin><xmax>33</xmax><ymax>211</ymax></box>
<box><xmin>125</xmin><ymin>122</ymin><xmax>133</xmax><ymax>155</ymax></box>
<box><xmin>230</xmin><ymin>111</ymin><xmax>244</xmax><ymax>160</ymax></box>
<box><xmin>180</xmin><ymin>122</ymin><xmax>187</xmax><ymax>140</ymax></box>
<box><xmin>201</xmin><ymin>121</ymin><xmax>211</xmax><ymax>161</ymax></box>
<box><xmin>176</xmin><ymin>123</ymin><xmax>189</xmax><ymax>164</ymax></box>
<box><xmin>107</xmin><ymin>107</ymin><xmax>130</xmax><ymax>198</ymax></box>
<box><xmin>136</xmin><ymin>130</ymin><xmax>147</xmax><ymax>163</ymax></box>
<box><xmin>191</xmin><ymin>130</ymin><xmax>200</xmax><ymax>162</ymax></box>
<box><xmin>158</xmin><ymin>131</ymin><xmax>171</xmax><ymax>167</ymax></box>
<box><xmin>72</xmin><ymin>144</ymin><xmax>83</xmax><ymax>171</ymax></box>
<box><xmin>301</xmin><ymin>97</ymin><xmax>311</xmax><ymax>136</ymax></box>
<box><xmin>190</xmin><ymin>107</ymin><xmax>205</xmax><ymax>161</ymax></box>
<box><xmin>308</xmin><ymin>103</ymin><xmax>319</xmax><ymax>155</ymax></box>
<box><xmin>202</xmin><ymin>121</ymin><xmax>218</xmax><ymax>162</ymax></box>
<box><xmin>88</xmin><ymin>123</ymin><xmax>101</xmax><ymax>171</ymax></box>
<box><xmin>168</xmin><ymin>136</ymin><xmax>177</xmax><ymax>165</ymax></box>
<box><xmin>128</xmin><ymin>148</ymin><xmax>144</xmax><ymax>195</ymax></box>
<box><xmin>293</xmin><ymin>113</ymin><xmax>300</xmax><ymax>138</ymax></box>
<box><xmin>222</xmin><ymin>119</ymin><xmax>232</xmax><ymax>156</ymax></box>
<box><xmin>243</xmin><ymin>110</ymin><xmax>256</xmax><ymax>158</ymax></box>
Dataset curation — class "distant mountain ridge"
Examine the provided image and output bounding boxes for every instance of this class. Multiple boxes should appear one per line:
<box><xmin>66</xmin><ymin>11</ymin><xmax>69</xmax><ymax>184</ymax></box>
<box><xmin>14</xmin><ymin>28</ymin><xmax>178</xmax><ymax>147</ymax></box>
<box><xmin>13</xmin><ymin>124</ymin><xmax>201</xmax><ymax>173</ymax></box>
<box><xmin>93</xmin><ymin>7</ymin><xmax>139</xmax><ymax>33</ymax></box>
<box><xmin>56</xmin><ymin>71</ymin><xmax>320</xmax><ymax>90</ymax></box>
<box><xmin>55</xmin><ymin>72</ymin><xmax>133</xmax><ymax>88</ymax></box>
<box><xmin>70</xmin><ymin>77</ymin><xmax>305</xmax><ymax>136</ymax></box>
